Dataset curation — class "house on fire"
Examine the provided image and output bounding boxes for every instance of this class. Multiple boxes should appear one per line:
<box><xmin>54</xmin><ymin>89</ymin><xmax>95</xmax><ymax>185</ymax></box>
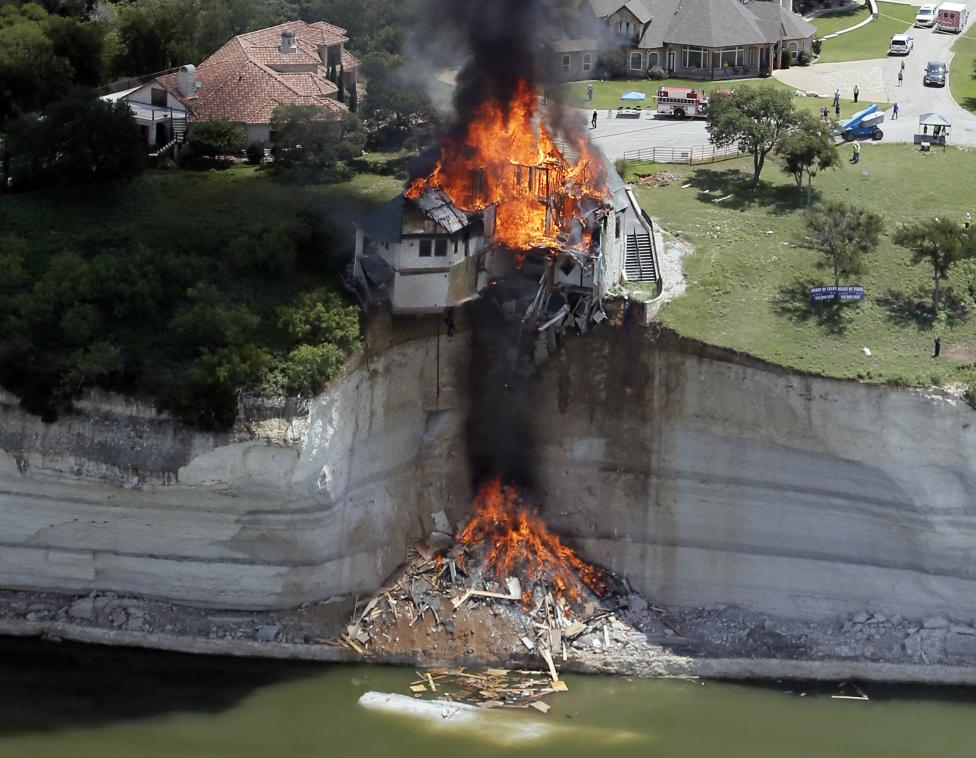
<box><xmin>550</xmin><ymin>0</ymin><xmax>815</xmax><ymax>81</ymax></box>
<box><xmin>101</xmin><ymin>21</ymin><xmax>359</xmax><ymax>153</ymax></box>
<box><xmin>346</xmin><ymin>151</ymin><xmax>662</xmax><ymax>323</ymax></box>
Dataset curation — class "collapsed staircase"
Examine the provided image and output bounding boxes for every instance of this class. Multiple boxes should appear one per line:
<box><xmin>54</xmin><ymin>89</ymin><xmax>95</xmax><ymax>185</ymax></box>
<box><xmin>625</xmin><ymin>231</ymin><xmax>657</xmax><ymax>283</ymax></box>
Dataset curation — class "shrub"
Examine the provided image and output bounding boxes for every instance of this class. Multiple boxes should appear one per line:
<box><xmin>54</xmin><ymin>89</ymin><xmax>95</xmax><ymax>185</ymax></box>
<box><xmin>646</xmin><ymin>65</ymin><xmax>667</xmax><ymax>80</ymax></box>
<box><xmin>245</xmin><ymin>142</ymin><xmax>265</xmax><ymax>164</ymax></box>
<box><xmin>797</xmin><ymin>50</ymin><xmax>812</xmax><ymax>66</ymax></box>
<box><xmin>189</xmin><ymin>119</ymin><xmax>244</xmax><ymax>159</ymax></box>
<box><xmin>812</xmin><ymin>37</ymin><xmax>823</xmax><ymax>56</ymax></box>
<box><xmin>780</xmin><ymin>49</ymin><xmax>792</xmax><ymax>69</ymax></box>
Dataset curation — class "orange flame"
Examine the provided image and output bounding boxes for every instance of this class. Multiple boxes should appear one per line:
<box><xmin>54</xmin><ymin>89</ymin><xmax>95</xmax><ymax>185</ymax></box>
<box><xmin>406</xmin><ymin>79</ymin><xmax>608</xmax><ymax>251</ymax></box>
<box><xmin>458</xmin><ymin>477</ymin><xmax>605</xmax><ymax>604</ymax></box>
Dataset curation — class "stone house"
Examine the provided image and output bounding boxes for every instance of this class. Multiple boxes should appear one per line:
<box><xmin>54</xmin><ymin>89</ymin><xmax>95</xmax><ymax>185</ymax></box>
<box><xmin>551</xmin><ymin>0</ymin><xmax>816</xmax><ymax>81</ymax></box>
<box><xmin>102</xmin><ymin>21</ymin><xmax>359</xmax><ymax>153</ymax></box>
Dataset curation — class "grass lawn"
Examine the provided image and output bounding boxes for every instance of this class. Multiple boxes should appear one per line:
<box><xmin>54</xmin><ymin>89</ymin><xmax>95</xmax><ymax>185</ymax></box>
<box><xmin>0</xmin><ymin>161</ymin><xmax>403</xmax><ymax>256</ymax></box>
<box><xmin>811</xmin><ymin>4</ymin><xmax>872</xmax><ymax>38</ymax></box>
<box><xmin>628</xmin><ymin>144</ymin><xmax>976</xmax><ymax>387</ymax></box>
<box><xmin>551</xmin><ymin>78</ymin><xmax>877</xmax><ymax>121</ymax></box>
<box><xmin>816</xmin><ymin>2</ymin><xmax>918</xmax><ymax>63</ymax></box>
<box><xmin>950</xmin><ymin>30</ymin><xmax>976</xmax><ymax>114</ymax></box>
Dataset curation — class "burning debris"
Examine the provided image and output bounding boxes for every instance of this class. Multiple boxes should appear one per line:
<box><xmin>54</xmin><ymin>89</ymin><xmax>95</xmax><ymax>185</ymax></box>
<box><xmin>336</xmin><ymin>479</ymin><xmax>669</xmax><ymax>693</ymax></box>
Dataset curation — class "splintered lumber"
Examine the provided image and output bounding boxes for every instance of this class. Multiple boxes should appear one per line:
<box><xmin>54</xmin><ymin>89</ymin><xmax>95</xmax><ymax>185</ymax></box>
<box><xmin>486</xmin><ymin>668</ymin><xmax>510</xmax><ymax>676</ymax></box>
<box><xmin>550</xmin><ymin>680</ymin><xmax>569</xmax><ymax>692</ymax></box>
<box><xmin>452</xmin><ymin>586</ymin><xmax>521</xmax><ymax>609</ymax></box>
<box><xmin>563</xmin><ymin>621</ymin><xmax>587</xmax><ymax>639</ymax></box>
<box><xmin>338</xmin><ymin>632</ymin><xmax>365</xmax><ymax>654</ymax></box>
<box><xmin>521</xmin><ymin>636</ymin><xmax>536</xmax><ymax>651</ymax></box>
<box><xmin>410</xmin><ymin>684</ymin><xmax>428</xmax><ymax>693</ymax></box>
<box><xmin>540</xmin><ymin>648</ymin><xmax>559</xmax><ymax>683</ymax></box>
<box><xmin>529</xmin><ymin>701</ymin><xmax>551</xmax><ymax>714</ymax></box>
<box><xmin>426</xmin><ymin>673</ymin><xmax>437</xmax><ymax>692</ymax></box>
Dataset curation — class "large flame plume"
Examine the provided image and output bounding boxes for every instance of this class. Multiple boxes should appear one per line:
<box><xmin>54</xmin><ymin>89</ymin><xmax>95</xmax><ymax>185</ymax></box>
<box><xmin>458</xmin><ymin>478</ymin><xmax>605</xmax><ymax>604</ymax></box>
<box><xmin>406</xmin><ymin>79</ymin><xmax>609</xmax><ymax>251</ymax></box>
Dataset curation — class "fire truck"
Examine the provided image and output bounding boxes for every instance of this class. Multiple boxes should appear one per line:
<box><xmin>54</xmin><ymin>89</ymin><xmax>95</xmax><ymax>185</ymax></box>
<box><xmin>655</xmin><ymin>86</ymin><xmax>708</xmax><ymax>119</ymax></box>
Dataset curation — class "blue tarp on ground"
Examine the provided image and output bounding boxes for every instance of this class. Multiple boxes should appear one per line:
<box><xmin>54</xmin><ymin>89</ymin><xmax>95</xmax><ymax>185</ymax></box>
<box><xmin>620</xmin><ymin>91</ymin><xmax>646</xmax><ymax>101</ymax></box>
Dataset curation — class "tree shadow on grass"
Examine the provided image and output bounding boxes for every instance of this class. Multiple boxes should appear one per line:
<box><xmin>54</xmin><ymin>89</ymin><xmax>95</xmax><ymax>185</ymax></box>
<box><xmin>876</xmin><ymin>285</ymin><xmax>970</xmax><ymax>329</ymax></box>
<box><xmin>771</xmin><ymin>277</ymin><xmax>856</xmax><ymax>335</ymax></box>
<box><xmin>688</xmin><ymin>168</ymin><xmax>801</xmax><ymax>214</ymax></box>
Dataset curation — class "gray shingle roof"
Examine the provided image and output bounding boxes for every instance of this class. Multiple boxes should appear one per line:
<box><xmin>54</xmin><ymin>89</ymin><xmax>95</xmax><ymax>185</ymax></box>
<box><xmin>638</xmin><ymin>0</ymin><xmax>814</xmax><ymax>50</ymax></box>
<box><xmin>744</xmin><ymin>1</ymin><xmax>816</xmax><ymax>41</ymax></box>
<box><xmin>586</xmin><ymin>0</ymin><xmax>653</xmax><ymax>23</ymax></box>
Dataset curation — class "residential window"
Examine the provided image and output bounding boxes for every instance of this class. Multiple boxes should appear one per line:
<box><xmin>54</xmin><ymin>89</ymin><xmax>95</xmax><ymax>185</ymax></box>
<box><xmin>683</xmin><ymin>46</ymin><xmax>707</xmax><ymax>69</ymax></box>
<box><xmin>419</xmin><ymin>240</ymin><xmax>432</xmax><ymax>257</ymax></box>
<box><xmin>788</xmin><ymin>41</ymin><xmax>800</xmax><ymax>60</ymax></box>
<box><xmin>561</xmin><ymin>54</ymin><xmax>571</xmax><ymax>73</ymax></box>
<box><xmin>716</xmin><ymin>47</ymin><xmax>744</xmax><ymax>68</ymax></box>
<box><xmin>434</xmin><ymin>239</ymin><xmax>448</xmax><ymax>257</ymax></box>
<box><xmin>615</xmin><ymin>216</ymin><xmax>621</xmax><ymax>239</ymax></box>
<box><xmin>630</xmin><ymin>52</ymin><xmax>643</xmax><ymax>70</ymax></box>
<box><xmin>647</xmin><ymin>52</ymin><xmax>659</xmax><ymax>68</ymax></box>
<box><xmin>151</xmin><ymin>88</ymin><xmax>167</xmax><ymax>107</ymax></box>
<box><xmin>582</xmin><ymin>53</ymin><xmax>592</xmax><ymax>72</ymax></box>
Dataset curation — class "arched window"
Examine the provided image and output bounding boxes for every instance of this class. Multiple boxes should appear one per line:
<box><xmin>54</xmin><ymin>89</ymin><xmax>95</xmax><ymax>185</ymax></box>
<box><xmin>647</xmin><ymin>52</ymin><xmax>659</xmax><ymax>68</ymax></box>
<box><xmin>630</xmin><ymin>52</ymin><xmax>643</xmax><ymax>70</ymax></box>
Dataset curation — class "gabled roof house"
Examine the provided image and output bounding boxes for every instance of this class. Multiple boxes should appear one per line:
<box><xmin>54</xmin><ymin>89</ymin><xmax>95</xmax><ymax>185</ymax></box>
<box><xmin>552</xmin><ymin>0</ymin><xmax>815</xmax><ymax>81</ymax></box>
<box><xmin>103</xmin><ymin>21</ymin><xmax>359</xmax><ymax>152</ymax></box>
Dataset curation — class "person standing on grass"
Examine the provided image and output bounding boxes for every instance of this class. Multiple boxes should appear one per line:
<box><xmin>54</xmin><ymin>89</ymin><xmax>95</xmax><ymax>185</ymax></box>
<box><xmin>587</xmin><ymin>83</ymin><xmax>593</xmax><ymax>102</ymax></box>
<box><xmin>851</xmin><ymin>141</ymin><xmax>861</xmax><ymax>164</ymax></box>
<box><xmin>892</xmin><ymin>102</ymin><xmax>899</xmax><ymax>120</ymax></box>
<box><xmin>833</xmin><ymin>88</ymin><xmax>841</xmax><ymax>108</ymax></box>
<box><xmin>835</xmin><ymin>101</ymin><xmax>841</xmax><ymax>119</ymax></box>
<box><xmin>853</xmin><ymin>85</ymin><xmax>859</xmax><ymax>103</ymax></box>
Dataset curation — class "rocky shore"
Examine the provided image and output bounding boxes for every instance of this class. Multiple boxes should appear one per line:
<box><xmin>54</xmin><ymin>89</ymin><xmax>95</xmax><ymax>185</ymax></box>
<box><xmin>3</xmin><ymin>588</ymin><xmax>975</xmax><ymax>686</ymax></box>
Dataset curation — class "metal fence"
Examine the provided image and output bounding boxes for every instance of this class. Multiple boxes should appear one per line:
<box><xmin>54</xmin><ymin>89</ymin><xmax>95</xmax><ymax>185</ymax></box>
<box><xmin>621</xmin><ymin>144</ymin><xmax>747</xmax><ymax>165</ymax></box>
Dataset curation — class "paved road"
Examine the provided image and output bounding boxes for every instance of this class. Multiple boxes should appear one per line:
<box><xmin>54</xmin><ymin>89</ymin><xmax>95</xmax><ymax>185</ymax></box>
<box><xmin>586</xmin><ymin>2</ymin><xmax>976</xmax><ymax>160</ymax></box>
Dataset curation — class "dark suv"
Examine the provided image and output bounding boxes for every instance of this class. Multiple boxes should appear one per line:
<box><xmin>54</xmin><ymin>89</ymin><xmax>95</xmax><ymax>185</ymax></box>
<box><xmin>924</xmin><ymin>61</ymin><xmax>947</xmax><ymax>87</ymax></box>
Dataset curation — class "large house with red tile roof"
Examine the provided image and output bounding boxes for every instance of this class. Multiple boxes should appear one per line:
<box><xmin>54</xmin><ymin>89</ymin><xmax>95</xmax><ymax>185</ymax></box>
<box><xmin>103</xmin><ymin>21</ymin><xmax>359</xmax><ymax>153</ymax></box>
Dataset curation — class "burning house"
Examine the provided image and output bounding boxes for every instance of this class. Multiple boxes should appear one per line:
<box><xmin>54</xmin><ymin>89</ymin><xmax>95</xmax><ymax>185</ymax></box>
<box><xmin>347</xmin><ymin>81</ymin><xmax>661</xmax><ymax>326</ymax></box>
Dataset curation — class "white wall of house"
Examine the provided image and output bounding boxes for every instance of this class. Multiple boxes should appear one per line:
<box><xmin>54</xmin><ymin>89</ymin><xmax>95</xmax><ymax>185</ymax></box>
<box><xmin>128</xmin><ymin>83</ymin><xmax>186</xmax><ymax>111</ymax></box>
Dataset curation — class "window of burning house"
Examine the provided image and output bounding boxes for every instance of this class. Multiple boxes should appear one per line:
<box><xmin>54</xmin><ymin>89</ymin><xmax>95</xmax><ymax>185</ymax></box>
<box><xmin>561</xmin><ymin>55</ymin><xmax>570</xmax><ymax>73</ymax></box>
<box><xmin>582</xmin><ymin>53</ymin><xmax>592</xmax><ymax>72</ymax></box>
<box><xmin>716</xmin><ymin>47</ymin><xmax>744</xmax><ymax>68</ymax></box>
<box><xmin>683</xmin><ymin>46</ymin><xmax>707</xmax><ymax>69</ymax></box>
<box><xmin>630</xmin><ymin>52</ymin><xmax>643</xmax><ymax>70</ymax></box>
<box><xmin>435</xmin><ymin>239</ymin><xmax>448</xmax><ymax>257</ymax></box>
<box><xmin>419</xmin><ymin>240</ymin><xmax>432</xmax><ymax>257</ymax></box>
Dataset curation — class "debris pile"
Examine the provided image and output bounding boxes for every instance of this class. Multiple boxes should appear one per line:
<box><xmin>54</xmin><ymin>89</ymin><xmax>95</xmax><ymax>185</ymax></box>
<box><xmin>337</xmin><ymin>480</ymin><xmax>664</xmax><ymax>680</ymax></box>
<box><xmin>635</xmin><ymin>171</ymin><xmax>682</xmax><ymax>188</ymax></box>
<box><xmin>404</xmin><ymin>667</ymin><xmax>568</xmax><ymax>713</ymax></box>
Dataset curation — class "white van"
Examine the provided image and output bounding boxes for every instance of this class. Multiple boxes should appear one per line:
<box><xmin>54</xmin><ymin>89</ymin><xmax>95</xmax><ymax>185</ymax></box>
<box><xmin>915</xmin><ymin>4</ymin><xmax>938</xmax><ymax>27</ymax></box>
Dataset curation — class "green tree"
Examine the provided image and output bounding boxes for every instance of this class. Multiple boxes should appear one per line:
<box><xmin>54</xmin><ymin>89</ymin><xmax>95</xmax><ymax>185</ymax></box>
<box><xmin>706</xmin><ymin>85</ymin><xmax>798</xmax><ymax>186</ymax></box>
<box><xmin>778</xmin><ymin>111</ymin><xmax>840</xmax><ymax>205</ymax></box>
<box><xmin>348</xmin><ymin>77</ymin><xmax>358</xmax><ymax>113</ymax></box>
<box><xmin>269</xmin><ymin>104</ymin><xmax>364</xmax><ymax>176</ymax></box>
<box><xmin>336</xmin><ymin>62</ymin><xmax>345</xmax><ymax>102</ymax></box>
<box><xmin>9</xmin><ymin>89</ymin><xmax>144</xmax><ymax>188</ymax></box>
<box><xmin>805</xmin><ymin>201</ymin><xmax>882</xmax><ymax>291</ymax></box>
<box><xmin>359</xmin><ymin>52</ymin><xmax>438</xmax><ymax>150</ymax></box>
<box><xmin>189</xmin><ymin>118</ymin><xmax>244</xmax><ymax>158</ymax></box>
<box><xmin>894</xmin><ymin>218</ymin><xmax>976</xmax><ymax>312</ymax></box>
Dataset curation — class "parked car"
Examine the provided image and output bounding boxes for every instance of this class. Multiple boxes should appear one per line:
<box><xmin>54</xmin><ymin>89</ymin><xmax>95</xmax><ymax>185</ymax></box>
<box><xmin>924</xmin><ymin>61</ymin><xmax>948</xmax><ymax>86</ymax></box>
<box><xmin>915</xmin><ymin>4</ymin><xmax>938</xmax><ymax>27</ymax></box>
<box><xmin>888</xmin><ymin>33</ymin><xmax>914</xmax><ymax>55</ymax></box>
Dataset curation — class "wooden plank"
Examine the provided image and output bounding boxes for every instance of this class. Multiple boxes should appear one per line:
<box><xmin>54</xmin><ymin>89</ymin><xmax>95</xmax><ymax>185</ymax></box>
<box><xmin>550</xmin><ymin>680</ymin><xmax>569</xmax><ymax>692</ymax></box>
<box><xmin>529</xmin><ymin>701</ymin><xmax>551</xmax><ymax>714</ymax></box>
<box><xmin>540</xmin><ymin>648</ymin><xmax>559</xmax><ymax>683</ymax></box>
<box><xmin>410</xmin><ymin>684</ymin><xmax>428</xmax><ymax>693</ymax></box>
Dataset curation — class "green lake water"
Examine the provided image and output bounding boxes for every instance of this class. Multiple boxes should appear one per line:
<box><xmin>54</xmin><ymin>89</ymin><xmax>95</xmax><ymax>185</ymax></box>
<box><xmin>0</xmin><ymin>638</ymin><xmax>973</xmax><ymax>758</ymax></box>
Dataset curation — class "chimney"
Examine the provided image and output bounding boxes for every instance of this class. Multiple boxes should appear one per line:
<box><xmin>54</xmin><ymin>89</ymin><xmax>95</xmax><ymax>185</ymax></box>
<box><xmin>177</xmin><ymin>64</ymin><xmax>198</xmax><ymax>98</ymax></box>
<box><xmin>280</xmin><ymin>28</ymin><xmax>296</xmax><ymax>53</ymax></box>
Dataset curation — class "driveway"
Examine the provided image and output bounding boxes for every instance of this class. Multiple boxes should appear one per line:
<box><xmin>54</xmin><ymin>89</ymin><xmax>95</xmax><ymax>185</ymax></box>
<box><xmin>775</xmin><ymin>1</ymin><xmax>976</xmax><ymax>145</ymax></box>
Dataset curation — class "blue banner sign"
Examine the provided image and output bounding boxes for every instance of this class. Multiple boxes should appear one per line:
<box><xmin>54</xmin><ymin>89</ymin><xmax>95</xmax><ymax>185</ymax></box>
<box><xmin>811</xmin><ymin>285</ymin><xmax>865</xmax><ymax>302</ymax></box>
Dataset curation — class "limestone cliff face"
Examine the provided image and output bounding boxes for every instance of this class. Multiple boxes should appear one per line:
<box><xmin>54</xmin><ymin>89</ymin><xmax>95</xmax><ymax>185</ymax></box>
<box><xmin>1</xmin><ymin>318</ymin><xmax>976</xmax><ymax>622</ymax></box>
<box><xmin>531</xmin><ymin>328</ymin><xmax>976</xmax><ymax>621</ymax></box>
<box><xmin>0</xmin><ymin>315</ymin><xmax>471</xmax><ymax>609</ymax></box>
